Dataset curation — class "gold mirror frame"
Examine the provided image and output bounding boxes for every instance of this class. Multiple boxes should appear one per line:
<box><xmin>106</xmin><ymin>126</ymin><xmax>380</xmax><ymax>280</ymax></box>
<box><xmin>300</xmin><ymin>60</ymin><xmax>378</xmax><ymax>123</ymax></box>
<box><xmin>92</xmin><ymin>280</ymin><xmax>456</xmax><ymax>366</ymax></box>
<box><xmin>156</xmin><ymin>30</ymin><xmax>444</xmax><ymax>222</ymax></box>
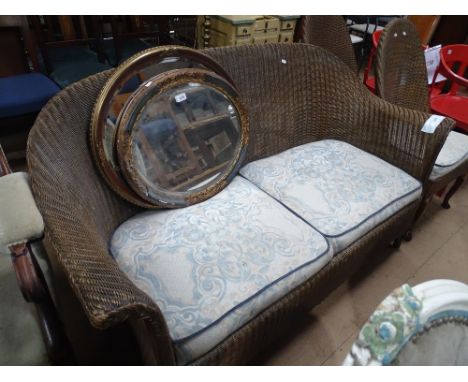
<box><xmin>116</xmin><ymin>68</ymin><xmax>249</xmax><ymax>208</ymax></box>
<box><xmin>90</xmin><ymin>45</ymin><xmax>236</xmax><ymax>207</ymax></box>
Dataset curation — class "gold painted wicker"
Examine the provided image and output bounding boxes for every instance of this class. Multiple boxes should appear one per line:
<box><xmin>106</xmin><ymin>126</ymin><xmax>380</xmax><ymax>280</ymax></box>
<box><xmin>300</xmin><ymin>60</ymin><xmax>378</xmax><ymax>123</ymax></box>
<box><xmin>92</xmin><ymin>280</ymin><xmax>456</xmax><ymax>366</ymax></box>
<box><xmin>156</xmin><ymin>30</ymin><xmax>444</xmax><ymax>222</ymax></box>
<box><xmin>27</xmin><ymin>43</ymin><xmax>453</xmax><ymax>365</ymax></box>
<box><xmin>374</xmin><ymin>18</ymin><xmax>463</xmax><ymax>220</ymax></box>
<box><xmin>375</xmin><ymin>18</ymin><xmax>429</xmax><ymax>112</ymax></box>
<box><xmin>295</xmin><ymin>15</ymin><xmax>358</xmax><ymax>73</ymax></box>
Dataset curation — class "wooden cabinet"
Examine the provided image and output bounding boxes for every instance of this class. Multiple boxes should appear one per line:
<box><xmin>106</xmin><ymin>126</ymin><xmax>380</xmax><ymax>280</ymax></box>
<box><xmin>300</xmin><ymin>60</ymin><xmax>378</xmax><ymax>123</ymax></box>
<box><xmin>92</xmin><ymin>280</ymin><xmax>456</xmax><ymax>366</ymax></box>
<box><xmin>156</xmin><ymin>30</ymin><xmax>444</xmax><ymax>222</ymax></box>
<box><xmin>198</xmin><ymin>15</ymin><xmax>299</xmax><ymax>48</ymax></box>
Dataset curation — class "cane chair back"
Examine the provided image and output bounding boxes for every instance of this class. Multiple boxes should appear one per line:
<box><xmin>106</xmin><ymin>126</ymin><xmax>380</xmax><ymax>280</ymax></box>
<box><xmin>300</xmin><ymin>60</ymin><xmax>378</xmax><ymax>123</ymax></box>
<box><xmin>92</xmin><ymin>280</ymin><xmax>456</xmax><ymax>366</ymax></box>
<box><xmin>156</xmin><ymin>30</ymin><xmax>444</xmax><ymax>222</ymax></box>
<box><xmin>295</xmin><ymin>15</ymin><xmax>358</xmax><ymax>73</ymax></box>
<box><xmin>375</xmin><ymin>18</ymin><xmax>429</xmax><ymax>113</ymax></box>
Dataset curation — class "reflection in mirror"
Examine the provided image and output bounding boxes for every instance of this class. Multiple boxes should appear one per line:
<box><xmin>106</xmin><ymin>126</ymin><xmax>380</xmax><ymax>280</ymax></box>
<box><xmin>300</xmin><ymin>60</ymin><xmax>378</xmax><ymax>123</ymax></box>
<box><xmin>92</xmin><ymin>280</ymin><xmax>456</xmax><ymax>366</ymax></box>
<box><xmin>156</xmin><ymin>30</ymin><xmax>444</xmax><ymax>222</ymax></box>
<box><xmin>91</xmin><ymin>46</ymin><xmax>244</xmax><ymax>208</ymax></box>
<box><xmin>103</xmin><ymin>57</ymin><xmax>207</xmax><ymax>170</ymax></box>
<box><xmin>131</xmin><ymin>83</ymin><xmax>240</xmax><ymax>193</ymax></box>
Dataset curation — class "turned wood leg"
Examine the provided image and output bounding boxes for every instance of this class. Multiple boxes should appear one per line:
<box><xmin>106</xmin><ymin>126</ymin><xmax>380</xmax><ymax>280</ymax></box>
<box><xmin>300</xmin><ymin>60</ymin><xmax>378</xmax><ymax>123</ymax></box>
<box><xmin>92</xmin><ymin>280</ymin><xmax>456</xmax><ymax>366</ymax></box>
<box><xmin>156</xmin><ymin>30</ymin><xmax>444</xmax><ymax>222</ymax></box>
<box><xmin>441</xmin><ymin>176</ymin><xmax>464</xmax><ymax>209</ymax></box>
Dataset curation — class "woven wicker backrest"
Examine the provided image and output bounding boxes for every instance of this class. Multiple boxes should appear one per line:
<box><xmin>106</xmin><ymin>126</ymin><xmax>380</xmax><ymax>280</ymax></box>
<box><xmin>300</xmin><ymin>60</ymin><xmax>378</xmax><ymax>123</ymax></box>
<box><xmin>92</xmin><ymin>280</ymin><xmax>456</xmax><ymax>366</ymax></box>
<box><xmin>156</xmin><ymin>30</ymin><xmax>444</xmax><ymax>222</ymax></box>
<box><xmin>294</xmin><ymin>15</ymin><xmax>358</xmax><ymax>73</ymax></box>
<box><xmin>206</xmin><ymin>43</ymin><xmax>374</xmax><ymax>163</ymax></box>
<box><xmin>375</xmin><ymin>18</ymin><xmax>429</xmax><ymax>112</ymax></box>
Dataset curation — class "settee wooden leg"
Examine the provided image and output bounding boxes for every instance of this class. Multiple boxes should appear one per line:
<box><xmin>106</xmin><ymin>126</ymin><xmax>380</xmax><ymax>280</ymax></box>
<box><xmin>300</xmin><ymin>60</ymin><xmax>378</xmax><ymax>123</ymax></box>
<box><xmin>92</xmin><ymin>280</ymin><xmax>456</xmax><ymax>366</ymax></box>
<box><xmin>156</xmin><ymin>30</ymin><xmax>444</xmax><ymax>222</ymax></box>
<box><xmin>403</xmin><ymin>230</ymin><xmax>413</xmax><ymax>242</ymax></box>
<box><xmin>391</xmin><ymin>237</ymin><xmax>402</xmax><ymax>249</ymax></box>
<box><xmin>441</xmin><ymin>176</ymin><xmax>464</xmax><ymax>209</ymax></box>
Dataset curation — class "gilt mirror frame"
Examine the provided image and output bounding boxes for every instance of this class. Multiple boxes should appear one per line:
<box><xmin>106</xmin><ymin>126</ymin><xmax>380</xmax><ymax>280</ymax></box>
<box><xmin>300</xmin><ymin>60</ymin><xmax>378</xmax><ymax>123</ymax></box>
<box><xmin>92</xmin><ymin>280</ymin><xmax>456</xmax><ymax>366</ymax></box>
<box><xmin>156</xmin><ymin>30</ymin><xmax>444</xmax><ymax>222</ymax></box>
<box><xmin>90</xmin><ymin>45</ymin><xmax>237</xmax><ymax>207</ymax></box>
<box><xmin>115</xmin><ymin>68</ymin><xmax>249</xmax><ymax>208</ymax></box>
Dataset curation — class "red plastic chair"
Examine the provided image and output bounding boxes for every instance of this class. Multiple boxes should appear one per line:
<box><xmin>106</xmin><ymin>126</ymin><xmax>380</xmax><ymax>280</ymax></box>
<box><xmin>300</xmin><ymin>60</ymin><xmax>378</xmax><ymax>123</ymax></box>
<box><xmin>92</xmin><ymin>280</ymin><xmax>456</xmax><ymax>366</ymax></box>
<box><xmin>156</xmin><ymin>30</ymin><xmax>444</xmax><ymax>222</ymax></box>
<box><xmin>430</xmin><ymin>44</ymin><xmax>468</xmax><ymax>132</ymax></box>
<box><xmin>363</xmin><ymin>30</ymin><xmax>382</xmax><ymax>92</ymax></box>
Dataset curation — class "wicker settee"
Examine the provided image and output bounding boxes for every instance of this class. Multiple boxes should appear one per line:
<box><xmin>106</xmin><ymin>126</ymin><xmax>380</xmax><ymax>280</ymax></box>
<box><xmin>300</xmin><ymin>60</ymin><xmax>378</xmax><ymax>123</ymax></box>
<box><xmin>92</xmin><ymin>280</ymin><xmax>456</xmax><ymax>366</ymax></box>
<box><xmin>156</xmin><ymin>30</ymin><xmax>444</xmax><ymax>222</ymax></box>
<box><xmin>24</xmin><ymin>43</ymin><xmax>454</xmax><ymax>365</ymax></box>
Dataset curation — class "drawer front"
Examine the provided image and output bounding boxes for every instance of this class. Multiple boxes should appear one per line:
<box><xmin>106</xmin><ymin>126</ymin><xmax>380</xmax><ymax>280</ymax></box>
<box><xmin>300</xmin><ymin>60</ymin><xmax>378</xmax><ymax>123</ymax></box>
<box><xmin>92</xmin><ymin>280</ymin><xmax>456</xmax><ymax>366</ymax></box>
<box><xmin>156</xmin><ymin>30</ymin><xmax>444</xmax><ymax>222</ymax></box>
<box><xmin>279</xmin><ymin>31</ymin><xmax>294</xmax><ymax>43</ymax></box>
<box><xmin>253</xmin><ymin>28</ymin><xmax>280</xmax><ymax>38</ymax></box>
<box><xmin>253</xmin><ymin>17</ymin><xmax>280</xmax><ymax>32</ymax></box>
<box><xmin>253</xmin><ymin>34</ymin><xmax>280</xmax><ymax>44</ymax></box>
<box><xmin>236</xmin><ymin>25</ymin><xmax>252</xmax><ymax>37</ymax></box>
<box><xmin>235</xmin><ymin>37</ymin><xmax>252</xmax><ymax>46</ymax></box>
<box><xmin>280</xmin><ymin>19</ymin><xmax>297</xmax><ymax>31</ymax></box>
<box><xmin>209</xmin><ymin>29</ymin><xmax>254</xmax><ymax>47</ymax></box>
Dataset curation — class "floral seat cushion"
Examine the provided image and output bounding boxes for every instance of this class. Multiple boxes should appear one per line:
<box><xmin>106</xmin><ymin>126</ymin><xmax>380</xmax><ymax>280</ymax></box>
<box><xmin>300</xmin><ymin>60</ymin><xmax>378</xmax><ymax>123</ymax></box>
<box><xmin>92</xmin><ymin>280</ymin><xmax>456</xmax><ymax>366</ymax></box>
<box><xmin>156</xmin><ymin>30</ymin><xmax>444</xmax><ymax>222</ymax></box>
<box><xmin>110</xmin><ymin>176</ymin><xmax>332</xmax><ymax>364</ymax></box>
<box><xmin>430</xmin><ymin>131</ymin><xmax>468</xmax><ymax>181</ymax></box>
<box><xmin>240</xmin><ymin>139</ymin><xmax>422</xmax><ymax>253</ymax></box>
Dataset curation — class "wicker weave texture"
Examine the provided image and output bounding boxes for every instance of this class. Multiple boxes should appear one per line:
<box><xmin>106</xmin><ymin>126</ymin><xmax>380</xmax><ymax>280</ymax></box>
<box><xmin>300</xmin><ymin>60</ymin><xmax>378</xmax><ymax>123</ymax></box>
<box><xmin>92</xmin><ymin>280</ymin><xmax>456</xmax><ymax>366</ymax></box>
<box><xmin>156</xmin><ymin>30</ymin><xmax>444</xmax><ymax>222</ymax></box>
<box><xmin>295</xmin><ymin>15</ymin><xmax>358</xmax><ymax>73</ymax></box>
<box><xmin>27</xmin><ymin>43</ymin><xmax>453</xmax><ymax>364</ymax></box>
<box><xmin>374</xmin><ymin>18</ymin><xmax>461</xmax><ymax>213</ymax></box>
<box><xmin>206</xmin><ymin>43</ymin><xmax>452</xmax><ymax>184</ymax></box>
<box><xmin>375</xmin><ymin>18</ymin><xmax>429</xmax><ymax>113</ymax></box>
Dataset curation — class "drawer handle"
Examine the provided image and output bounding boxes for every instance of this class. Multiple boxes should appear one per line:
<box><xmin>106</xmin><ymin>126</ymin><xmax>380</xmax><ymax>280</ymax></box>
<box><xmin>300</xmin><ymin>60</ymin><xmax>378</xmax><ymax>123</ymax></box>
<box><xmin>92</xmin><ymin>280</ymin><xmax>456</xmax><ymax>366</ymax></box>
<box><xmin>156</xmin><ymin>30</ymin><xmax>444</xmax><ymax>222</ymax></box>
<box><xmin>287</xmin><ymin>23</ymin><xmax>291</xmax><ymax>28</ymax></box>
<box><xmin>243</xmin><ymin>28</ymin><xmax>248</xmax><ymax>34</ymax></box>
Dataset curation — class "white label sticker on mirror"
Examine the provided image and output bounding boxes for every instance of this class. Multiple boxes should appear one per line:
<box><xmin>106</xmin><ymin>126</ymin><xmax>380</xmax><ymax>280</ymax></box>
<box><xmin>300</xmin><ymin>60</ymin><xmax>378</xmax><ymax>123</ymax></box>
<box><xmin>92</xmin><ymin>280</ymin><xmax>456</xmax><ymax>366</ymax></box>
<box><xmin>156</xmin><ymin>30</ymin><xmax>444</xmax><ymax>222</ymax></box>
<box><xmin>175</xmin><ymin>93</ymin><xmax>187</xmax><ymax>103</ymax></box>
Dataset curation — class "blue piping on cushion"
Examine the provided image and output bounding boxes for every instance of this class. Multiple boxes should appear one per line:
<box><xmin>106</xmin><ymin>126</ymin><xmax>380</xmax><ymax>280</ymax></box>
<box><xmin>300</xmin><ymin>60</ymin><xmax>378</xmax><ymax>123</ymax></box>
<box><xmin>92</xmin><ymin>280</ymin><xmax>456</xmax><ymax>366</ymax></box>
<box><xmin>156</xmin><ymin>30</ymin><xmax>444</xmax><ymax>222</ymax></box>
<box><xmin>240</xmin><ymin>173</ymin><xmax>421</xmax><ymax>240</ymax></box>
<box><xmin>434</xmin><ymin>152</ymin><xmax>468</xmax><ymax>168</ymax></box>
<box><xmin>172</xmin><ymin>188</ymin><xmax>331</xmax><ymax>344</ymax></box>
<box><xmin>322</xmin><ymin>185</ymin><xmax>421</xmax><ymax>239</ymax></box>
<box><xmin>173</xmin><ymin>239</ymin><xmax>330</xmax><ymax>344</ymax></box>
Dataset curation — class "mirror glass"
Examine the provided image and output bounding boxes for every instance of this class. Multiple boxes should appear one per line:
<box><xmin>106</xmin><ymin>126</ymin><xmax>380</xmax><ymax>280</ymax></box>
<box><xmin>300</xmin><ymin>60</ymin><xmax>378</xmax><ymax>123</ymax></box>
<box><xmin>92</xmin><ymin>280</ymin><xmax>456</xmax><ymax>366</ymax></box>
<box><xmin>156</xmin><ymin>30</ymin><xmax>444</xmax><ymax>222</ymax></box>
<box><xmin>90</xmin><ymin>46</ymin><xmax>237</xmax><ymax>207</ymax></box>
<box><xmin>103</xmin><ymin>57</ymin><xmax>209</xmax><ymax>170</ymax></box>
<box><xmin>117</xmin><ymin>69</ymin><xmax>247</xmax><ymax>207</ymax></box>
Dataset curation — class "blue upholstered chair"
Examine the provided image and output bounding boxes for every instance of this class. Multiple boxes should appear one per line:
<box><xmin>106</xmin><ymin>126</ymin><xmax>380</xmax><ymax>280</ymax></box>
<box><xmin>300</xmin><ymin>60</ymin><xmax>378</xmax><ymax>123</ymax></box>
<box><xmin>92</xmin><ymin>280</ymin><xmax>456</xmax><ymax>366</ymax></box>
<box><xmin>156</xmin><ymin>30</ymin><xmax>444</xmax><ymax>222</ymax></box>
<box><xmin>0</xmin><ymin>73</ymin><xmax>59</xmax><ymax>120</ymax></box>
<box><xmin>29</xmin><ymin>16</ymin><xmax>112</xmax><ymax>89</ymax></box>
<box><xmin>0</xmin><ymin>26</ymin><xmax>60</xmax><ymax>159</ymax></box>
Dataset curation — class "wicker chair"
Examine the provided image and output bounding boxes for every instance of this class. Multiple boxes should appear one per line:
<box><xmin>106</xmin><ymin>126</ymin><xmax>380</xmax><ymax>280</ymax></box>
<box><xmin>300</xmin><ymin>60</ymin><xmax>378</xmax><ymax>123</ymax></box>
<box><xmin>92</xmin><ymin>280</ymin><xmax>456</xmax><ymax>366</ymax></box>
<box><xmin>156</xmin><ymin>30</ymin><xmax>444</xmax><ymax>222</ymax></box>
<box><xmin>374</xmin><ymin>18</ymin><xmax>468</xmax><ymax>226</ymax></box>
<box><xmin>295</xmin><ymin>16</ymin><xmax>358</xmax><ymax>73</ymax></box>
<box><xmin>25</xmin><ymin>43</ymin><xmax>453</xmax><ymax>365</ymax></box>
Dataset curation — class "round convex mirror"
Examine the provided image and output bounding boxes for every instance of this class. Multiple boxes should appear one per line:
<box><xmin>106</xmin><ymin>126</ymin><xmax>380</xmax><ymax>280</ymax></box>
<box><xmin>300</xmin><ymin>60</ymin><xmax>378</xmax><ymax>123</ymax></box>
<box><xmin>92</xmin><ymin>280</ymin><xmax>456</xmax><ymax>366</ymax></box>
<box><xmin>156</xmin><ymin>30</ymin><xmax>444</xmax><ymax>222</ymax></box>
<box><xmin>90</xmin><ymin>46</ymin><xmax>235</xmax><ymax>207</ymax></box>
<box><xmin>116</xmin><ymin>68</ymin><xmax>249</xmax><ymax>208</ymax></box>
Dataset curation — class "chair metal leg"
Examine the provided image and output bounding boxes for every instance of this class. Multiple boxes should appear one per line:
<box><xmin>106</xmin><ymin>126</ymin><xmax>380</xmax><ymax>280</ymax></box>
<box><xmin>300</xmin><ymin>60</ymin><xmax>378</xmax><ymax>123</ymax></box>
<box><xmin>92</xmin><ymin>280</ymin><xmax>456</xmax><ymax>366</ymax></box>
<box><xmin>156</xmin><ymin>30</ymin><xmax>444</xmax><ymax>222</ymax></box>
<box><xmin>442</xmin><ymin>176</ymin><xmax>464</xmax><ymax>209</ymax></box>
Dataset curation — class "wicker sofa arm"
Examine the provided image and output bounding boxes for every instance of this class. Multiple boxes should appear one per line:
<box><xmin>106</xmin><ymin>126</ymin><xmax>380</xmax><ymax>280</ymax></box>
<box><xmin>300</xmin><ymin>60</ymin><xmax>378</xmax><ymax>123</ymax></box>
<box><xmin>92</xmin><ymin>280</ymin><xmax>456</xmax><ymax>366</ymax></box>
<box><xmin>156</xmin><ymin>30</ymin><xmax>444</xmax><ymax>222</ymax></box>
<box><xmin>336</xmin><ymin>94</ymin><xmax>455</xmax><ymax>184</ymax></box>
<box><xmin>27</xmin><ymin>70</ymin><xmax>176</xmax><ymax>363</ymax></box>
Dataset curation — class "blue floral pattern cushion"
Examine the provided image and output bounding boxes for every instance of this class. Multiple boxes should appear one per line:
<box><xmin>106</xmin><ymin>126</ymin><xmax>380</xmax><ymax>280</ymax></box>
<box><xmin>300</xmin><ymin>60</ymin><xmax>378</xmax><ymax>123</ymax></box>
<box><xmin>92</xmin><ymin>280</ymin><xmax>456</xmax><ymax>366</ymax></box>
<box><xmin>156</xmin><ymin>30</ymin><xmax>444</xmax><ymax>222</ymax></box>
<box><xmin>430</xmin><ymin>131</ymin><xmax>468</xmax><ymax>181</ymax></box>
<box><xmin>240</xmin><ymin>140</ymin><xmax>422</xmax><ymax>253</ymax></box>
<box><xmin>111</xmin><ymin>176</ymin><xmax>332</xmax><ymax>364</ymax></box>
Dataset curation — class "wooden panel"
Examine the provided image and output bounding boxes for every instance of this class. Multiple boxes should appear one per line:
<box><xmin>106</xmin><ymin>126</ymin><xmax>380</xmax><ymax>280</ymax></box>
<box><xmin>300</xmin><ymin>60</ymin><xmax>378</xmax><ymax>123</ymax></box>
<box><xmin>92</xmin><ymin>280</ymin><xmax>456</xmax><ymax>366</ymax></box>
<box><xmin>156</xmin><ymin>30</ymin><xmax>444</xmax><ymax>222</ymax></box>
<box><xmin>0</xmin><ymin>16</ymin><xmax>39</xmax><ymax>71</ymax></box>
<box><xmin>0</xmin><ymin>27</ymin><xmax>28</xmax><ymax>77</ymax></box>
<box><xmin>430</xmin><ymin>15</ymin><xmax>468</xmax><ymax>46</ymax></box>
<box><xmin>407</xmin><ymin>16</ymin><xmax>441</xmax><ymax>45</ymax></box>
<box><xmin>58</xmin><ymin>16</ymin><xmax>76</xmax><ymax>40</ymax></box>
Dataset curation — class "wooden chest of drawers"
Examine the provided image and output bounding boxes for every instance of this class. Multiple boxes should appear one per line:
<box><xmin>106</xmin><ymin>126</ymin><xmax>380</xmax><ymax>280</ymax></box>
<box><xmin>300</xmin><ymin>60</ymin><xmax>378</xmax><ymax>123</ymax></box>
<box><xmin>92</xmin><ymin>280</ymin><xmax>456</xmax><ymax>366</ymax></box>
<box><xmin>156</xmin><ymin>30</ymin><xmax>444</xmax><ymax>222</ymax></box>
<box><xmin>197</xmin><ymin>15</ymin><xmax>299</xmax><ymax>48</ymax></box>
